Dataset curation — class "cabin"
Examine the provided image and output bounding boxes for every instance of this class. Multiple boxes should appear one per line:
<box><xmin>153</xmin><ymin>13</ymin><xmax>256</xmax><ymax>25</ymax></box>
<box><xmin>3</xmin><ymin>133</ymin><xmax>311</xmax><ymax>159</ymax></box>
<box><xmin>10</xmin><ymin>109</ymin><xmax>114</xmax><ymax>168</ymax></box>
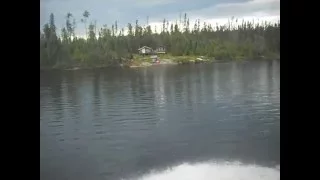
<box><xmin>155</xmin><ymin>46</ymin><xmax>166</xmax><ymax>54</ymax></box>
<box><xmin>138</xmin><ymin>46</ymin><xmax>153</xmax><ymax>55</ymax></box>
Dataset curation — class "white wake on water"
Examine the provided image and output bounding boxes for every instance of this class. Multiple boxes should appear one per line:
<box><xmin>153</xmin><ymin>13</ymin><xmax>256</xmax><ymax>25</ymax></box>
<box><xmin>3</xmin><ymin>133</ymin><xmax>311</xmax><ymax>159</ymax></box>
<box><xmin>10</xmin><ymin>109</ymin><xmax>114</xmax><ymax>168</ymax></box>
<box><xmin>125</xmin><ymin>161</ymin><xmax>280</xmax><ymax>180</ymax></box>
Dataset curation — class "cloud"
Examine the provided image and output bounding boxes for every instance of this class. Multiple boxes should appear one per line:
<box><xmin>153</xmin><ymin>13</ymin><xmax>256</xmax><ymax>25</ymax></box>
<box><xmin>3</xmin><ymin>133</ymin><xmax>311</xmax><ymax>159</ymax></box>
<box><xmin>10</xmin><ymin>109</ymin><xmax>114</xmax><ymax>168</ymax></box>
<box><xmin>187</xmin><ymin>0</ymin><xmax>280</xmax><ymax>19</ymax></box>
<box><xmin>147</xmin><ymin>0</ymin><xmax>279</xmax><ymax>23</ymax></box>
<box><xmin>123</xmin><ymin>0</ymin><xmax>177</xmax><ymax>7</ymax></box>
<box><xmin>40</xmin><ymin>0</ymin><xmax>280</xmax><ymax>36</ymax></box>
<box><xmin>40</xmin><ymin>0</ymin><xmax>249</xmax><ymax>25</ymax></box>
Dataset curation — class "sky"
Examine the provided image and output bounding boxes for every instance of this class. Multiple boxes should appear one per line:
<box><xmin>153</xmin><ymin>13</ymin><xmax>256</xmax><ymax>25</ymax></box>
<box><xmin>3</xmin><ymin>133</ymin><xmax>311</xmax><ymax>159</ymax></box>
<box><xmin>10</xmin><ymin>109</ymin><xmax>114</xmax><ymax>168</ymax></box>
<box><xmin>40</xmin><ymin>0</ymin><xmax>280</xmax><ymax>36</ymax></box>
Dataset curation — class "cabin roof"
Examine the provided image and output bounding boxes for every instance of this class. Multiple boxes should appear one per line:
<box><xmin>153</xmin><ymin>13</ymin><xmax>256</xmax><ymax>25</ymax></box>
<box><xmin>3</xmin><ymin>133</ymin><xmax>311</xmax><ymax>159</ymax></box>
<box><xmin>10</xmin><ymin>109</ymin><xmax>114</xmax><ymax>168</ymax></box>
<box><xmin>138</xmin><ymin>46</ymin><xmax>153</xmax><ymax>50</ymax></box>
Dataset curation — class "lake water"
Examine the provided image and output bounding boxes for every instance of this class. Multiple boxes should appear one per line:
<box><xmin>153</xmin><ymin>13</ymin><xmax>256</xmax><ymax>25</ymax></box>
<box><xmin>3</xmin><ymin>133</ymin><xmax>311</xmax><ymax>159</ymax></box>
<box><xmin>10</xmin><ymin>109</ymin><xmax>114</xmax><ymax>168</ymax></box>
<box><xmin>40</xmin><ymin>60</ymin><xmax>280</xmax><ymax>180</ymax></box>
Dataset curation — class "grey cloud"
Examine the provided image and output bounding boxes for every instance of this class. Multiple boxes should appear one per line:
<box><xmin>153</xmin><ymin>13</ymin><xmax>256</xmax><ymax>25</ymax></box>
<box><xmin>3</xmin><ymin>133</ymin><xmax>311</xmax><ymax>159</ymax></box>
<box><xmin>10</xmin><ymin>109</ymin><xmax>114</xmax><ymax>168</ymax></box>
<box><xmin>40</xmin><ymin>0</ymin><xmax>278</xmax><ymax>35</ymax></box>
<box><xmin>186</xmin><ymin>0</ymin><xmax>280</xmax><ymax>19</ymax></box>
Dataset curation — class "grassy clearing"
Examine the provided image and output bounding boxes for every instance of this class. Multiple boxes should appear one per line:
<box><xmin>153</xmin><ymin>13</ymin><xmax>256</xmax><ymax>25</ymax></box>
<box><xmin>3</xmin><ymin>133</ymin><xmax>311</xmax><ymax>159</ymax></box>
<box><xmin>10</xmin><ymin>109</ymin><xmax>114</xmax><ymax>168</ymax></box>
<box><xmin>130</xmin><ymin>53</ymin><xmax>214</xmax><ymax>66</ymax></box>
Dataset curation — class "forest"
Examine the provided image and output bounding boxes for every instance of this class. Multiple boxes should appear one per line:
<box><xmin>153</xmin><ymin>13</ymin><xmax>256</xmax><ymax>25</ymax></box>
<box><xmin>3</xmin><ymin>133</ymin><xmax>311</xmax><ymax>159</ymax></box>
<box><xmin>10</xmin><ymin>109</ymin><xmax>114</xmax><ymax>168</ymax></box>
<box><xmin>40</xmin><ymin>11</ymin><xmax>280</xmax><ymax>69</ymax></box>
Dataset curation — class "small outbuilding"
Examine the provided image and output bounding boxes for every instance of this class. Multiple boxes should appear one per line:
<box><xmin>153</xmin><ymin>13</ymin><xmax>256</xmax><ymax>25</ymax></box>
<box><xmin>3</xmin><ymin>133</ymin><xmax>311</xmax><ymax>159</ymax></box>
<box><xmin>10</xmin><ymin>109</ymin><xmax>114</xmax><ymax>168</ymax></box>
<box><xmin>155</xmin><ymin>46</ymin><xmax>166</xmax><ymax>54</ymax></box>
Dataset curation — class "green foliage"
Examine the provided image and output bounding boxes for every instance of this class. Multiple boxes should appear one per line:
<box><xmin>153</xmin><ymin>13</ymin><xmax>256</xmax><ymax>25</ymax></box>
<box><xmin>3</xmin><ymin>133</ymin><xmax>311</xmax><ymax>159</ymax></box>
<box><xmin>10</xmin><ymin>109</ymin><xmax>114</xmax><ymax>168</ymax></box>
<box><xmin>40</xmin><ymin>11</ymin><xmax>280</xmax><ymax>69</ymax></box>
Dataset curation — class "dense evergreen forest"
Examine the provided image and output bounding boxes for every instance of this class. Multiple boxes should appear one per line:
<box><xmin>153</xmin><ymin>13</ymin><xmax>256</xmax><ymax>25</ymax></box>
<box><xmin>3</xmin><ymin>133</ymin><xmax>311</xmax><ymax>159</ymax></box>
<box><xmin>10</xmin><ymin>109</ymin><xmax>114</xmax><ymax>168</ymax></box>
<box><xmin>40</xmin><ymin>11</ymin><xmax>280</xmax><ymax>69</ymax></box>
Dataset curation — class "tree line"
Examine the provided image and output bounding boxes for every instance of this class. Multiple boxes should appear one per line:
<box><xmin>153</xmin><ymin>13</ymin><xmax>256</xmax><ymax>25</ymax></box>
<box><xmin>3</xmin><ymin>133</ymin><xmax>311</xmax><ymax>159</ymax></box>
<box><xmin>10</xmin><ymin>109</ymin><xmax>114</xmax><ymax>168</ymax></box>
<box><xmin>40</xmin><ymin>11</ymin><xmax>280</xmax><ymax>69</ymax></box>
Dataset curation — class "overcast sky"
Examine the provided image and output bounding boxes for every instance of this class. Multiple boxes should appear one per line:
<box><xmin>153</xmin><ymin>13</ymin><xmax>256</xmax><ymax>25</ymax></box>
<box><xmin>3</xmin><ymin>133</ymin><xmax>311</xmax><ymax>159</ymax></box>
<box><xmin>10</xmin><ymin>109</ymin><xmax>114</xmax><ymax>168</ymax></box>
<box><xmin>40</xmin><ymin>0</ymin><xmax>280</xmax><ymax>36</ymax></box>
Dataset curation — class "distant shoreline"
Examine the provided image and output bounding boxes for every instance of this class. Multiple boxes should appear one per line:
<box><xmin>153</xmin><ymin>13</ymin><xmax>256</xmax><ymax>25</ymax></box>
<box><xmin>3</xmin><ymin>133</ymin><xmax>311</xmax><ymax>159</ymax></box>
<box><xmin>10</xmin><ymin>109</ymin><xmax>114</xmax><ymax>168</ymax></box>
<box><xmin>40</xmin><ymin>56</ymin><xmax>279</xmax><ymax>71</ymax></box>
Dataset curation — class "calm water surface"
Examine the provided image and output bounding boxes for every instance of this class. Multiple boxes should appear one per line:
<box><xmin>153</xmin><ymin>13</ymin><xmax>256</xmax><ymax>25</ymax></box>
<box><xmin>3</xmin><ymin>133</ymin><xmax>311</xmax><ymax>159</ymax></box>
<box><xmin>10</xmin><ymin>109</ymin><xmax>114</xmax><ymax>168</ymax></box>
<box><xmin>40</xmin><ymin>60</ymin><xmax>280</xmax><ymax>180</ymax></box>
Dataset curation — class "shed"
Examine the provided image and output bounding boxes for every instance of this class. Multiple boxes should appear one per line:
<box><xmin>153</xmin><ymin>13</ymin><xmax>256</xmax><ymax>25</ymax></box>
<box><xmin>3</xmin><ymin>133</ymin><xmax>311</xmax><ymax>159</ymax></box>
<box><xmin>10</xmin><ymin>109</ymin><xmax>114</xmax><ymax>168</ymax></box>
<box><xmin>155</xmin><ymin>46</ymin><xmax>166</xmax><ymax>54</ymax></box>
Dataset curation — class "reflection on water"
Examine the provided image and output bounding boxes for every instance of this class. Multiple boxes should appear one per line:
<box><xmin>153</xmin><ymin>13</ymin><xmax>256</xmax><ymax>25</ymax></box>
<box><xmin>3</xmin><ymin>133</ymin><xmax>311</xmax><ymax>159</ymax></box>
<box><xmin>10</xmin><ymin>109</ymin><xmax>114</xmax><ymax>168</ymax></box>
<box><xmin>40</xmin><ymin>60</ymin><xmax>280</xmax><ymax>180</ymax></box>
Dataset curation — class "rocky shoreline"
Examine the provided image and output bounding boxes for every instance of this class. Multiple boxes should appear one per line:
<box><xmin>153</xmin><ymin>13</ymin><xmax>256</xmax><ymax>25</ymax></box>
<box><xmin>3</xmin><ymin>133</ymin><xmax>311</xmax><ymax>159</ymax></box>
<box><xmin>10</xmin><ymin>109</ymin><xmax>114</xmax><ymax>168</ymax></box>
<box><xmin>40</xmin><ymin>56</ymin><xmax>279</xmax><ymax>71</ymax></box>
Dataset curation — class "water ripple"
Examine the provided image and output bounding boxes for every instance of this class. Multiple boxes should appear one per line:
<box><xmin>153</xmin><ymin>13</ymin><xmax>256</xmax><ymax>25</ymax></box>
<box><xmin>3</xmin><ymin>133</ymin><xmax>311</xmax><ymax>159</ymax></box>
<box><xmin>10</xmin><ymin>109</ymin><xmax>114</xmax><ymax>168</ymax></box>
<box><xmin>40</xmin><ymin>61</ymin><xmax>280</xmax><ymax>180</ymax></box>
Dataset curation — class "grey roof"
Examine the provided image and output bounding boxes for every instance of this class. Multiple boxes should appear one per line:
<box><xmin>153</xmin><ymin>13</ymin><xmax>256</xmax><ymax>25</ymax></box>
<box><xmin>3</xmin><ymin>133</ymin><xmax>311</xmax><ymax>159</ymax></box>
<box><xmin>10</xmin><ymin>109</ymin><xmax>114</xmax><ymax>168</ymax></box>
<box><xmin>138</xmin><ymin>46</ymin><xmax>153</xmax><ymax>50</ymax></box>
